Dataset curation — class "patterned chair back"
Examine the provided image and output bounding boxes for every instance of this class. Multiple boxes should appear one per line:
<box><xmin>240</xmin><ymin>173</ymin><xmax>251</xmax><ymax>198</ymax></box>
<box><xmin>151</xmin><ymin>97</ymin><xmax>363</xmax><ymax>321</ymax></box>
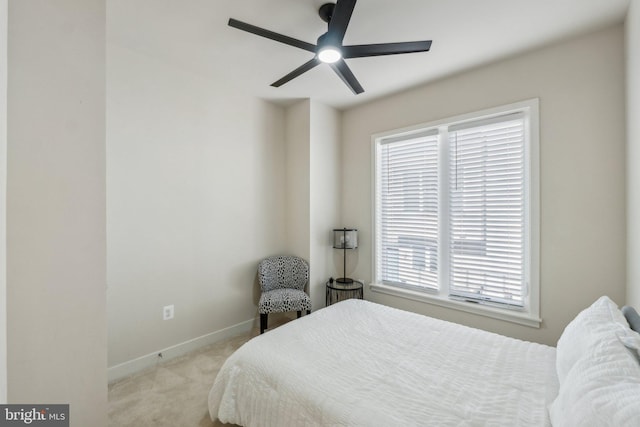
<box><xmin>258</xmin><ymin>255</ymin><xmax>309</xmax><ymax>292</ymax></box>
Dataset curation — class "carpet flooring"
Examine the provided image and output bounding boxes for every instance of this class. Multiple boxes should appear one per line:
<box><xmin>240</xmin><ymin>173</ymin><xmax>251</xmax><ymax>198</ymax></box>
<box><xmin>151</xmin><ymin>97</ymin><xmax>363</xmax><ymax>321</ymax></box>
<box><xmin>108</xmin><ymin>314</ymin><xmax>295</xmax><ymax>427</ymax></box>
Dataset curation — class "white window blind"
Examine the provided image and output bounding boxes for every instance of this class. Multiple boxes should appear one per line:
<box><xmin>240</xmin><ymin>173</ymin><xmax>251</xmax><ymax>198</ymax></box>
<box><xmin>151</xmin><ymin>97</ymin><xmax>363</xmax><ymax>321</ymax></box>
<box><xmin>448</xmin><ymin>114</ymin><xmax>525</xmax><ymax>307</ymax></box>
<box><xmin>373</xmin><ymin>100</ymin><xmax>539</xmax><ymax>323</ymax></box>
<box><xmin>378</xmin><ymin>132</ymin><xmax>439</xmax><ymax>292</ymax></box>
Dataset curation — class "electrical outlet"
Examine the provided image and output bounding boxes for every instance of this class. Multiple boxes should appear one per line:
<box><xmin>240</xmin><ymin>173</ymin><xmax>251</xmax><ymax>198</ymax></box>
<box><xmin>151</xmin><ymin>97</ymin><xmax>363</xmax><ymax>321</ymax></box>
<box><xmin>163</xmin><ymin>305</ymin><xmax>174</xmax><ymax>320</ymax></box>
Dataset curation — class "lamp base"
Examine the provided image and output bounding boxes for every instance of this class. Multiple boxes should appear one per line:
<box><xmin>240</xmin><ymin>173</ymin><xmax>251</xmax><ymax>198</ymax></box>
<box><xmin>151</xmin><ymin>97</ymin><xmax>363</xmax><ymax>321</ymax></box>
<box><xmin>335</xmin><ymin>277</ymin><xmax>354</xmax><ymax>284</ymax></box>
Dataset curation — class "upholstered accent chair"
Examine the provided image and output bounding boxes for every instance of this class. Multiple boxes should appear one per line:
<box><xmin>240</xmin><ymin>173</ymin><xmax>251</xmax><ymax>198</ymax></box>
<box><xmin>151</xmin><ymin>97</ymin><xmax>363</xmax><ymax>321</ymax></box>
<box><xmin>258</xmin><ymin>255</ymin><xmax>312</xmax><ymax>334</ymax></box>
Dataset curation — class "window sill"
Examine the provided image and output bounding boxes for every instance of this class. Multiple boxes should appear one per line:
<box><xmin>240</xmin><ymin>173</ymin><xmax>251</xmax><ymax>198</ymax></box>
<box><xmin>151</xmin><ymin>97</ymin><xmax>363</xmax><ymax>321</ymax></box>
<box><xmin>369</xmin><ymin>283</ymin><xmax>541</xmax><ymax>328</ymax></box>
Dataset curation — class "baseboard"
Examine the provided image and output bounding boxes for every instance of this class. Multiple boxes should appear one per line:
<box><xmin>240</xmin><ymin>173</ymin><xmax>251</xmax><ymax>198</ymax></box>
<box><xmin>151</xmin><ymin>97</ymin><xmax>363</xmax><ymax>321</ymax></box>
<box><xmin>108</xmin><ymin>317</ymin><xmax>256</xmax><ymax>383</ymax></box>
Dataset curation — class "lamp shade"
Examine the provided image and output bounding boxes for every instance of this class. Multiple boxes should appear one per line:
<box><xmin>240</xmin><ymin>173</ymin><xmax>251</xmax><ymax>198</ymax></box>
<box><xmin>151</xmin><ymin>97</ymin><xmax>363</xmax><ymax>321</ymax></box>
<box><xmin>317</xmin><ymin>46</ymin><xmax>341</xmax><ymax>63</ymax></box>
<box><xmin>333</xmin><ymin>228</ymin><xmax>358</xmax><ymax>250</ymax></box>
<box><xmin>317</xmin><ymin>33</ymin><xmax>342</xmax><ymax>64</ymax></box>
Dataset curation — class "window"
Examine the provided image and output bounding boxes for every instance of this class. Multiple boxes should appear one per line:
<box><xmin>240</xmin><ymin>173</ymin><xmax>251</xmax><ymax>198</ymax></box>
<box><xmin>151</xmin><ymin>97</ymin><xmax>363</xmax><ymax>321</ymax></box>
<box><xmin>372</xmin><ymin>100</ymin><xmax>539</xmax><ymax>327</ymax></box>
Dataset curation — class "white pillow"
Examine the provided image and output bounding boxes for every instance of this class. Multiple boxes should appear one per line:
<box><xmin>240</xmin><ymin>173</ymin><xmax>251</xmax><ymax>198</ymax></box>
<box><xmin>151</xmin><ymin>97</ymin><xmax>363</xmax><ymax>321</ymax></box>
<box><xmin>549</xmin><ymin>330</ymin><xmax>640</xmax><ymax>427</ymax></box>
<box><xmin>555</xmin><ymin>296</ymin><xmax>628</xmax><ymax>384</ymax></box>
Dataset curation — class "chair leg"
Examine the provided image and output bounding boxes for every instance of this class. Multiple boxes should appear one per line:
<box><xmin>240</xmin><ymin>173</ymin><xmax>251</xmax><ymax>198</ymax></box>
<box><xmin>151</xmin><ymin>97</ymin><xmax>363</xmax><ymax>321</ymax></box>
<box><xmin>260</xmin><ymin>313</ymin><xmax>268</xmax><ymax>334</ymax></box>
<box><xmin>307</xmin><ymin>310</ymin><xmax>311</xmax><ymax>315</ymax></box>
<box><xmin>296</xmin><ymin>311</ymin><xmax>302</xmax><ymax>319</ymax></box>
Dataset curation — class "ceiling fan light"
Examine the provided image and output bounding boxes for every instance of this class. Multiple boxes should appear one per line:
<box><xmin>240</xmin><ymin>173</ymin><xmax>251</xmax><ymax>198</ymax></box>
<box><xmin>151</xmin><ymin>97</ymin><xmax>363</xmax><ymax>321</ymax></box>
<box><xmin>318</xmin><ymin>46</ymin><xmax>342</xmax><ymax>63</ymax></box>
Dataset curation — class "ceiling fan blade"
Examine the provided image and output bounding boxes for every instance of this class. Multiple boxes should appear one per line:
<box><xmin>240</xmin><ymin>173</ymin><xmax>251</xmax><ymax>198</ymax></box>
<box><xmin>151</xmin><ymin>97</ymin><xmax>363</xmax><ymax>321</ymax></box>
<box><xmin>228</xmin><ymin>18</ymin><xmax>316</xmax><ymax>53</ymax></box>
<box><xmin>343</xmin><ymin>40</ymin><xmax>432</xmax><ymax>58</ymax></box>
<box><xmin>271</xmin><ymin>58</ymin><xmax>321</xmax><ymax>87</ymax></box>
<box><xmin>330</xmin><ymin>59</ymin><xmax>364</xmax><ymax>94</ymax></box>
<box><xmin>328</xmin><ymin>0</ymin><xmax>357</xmax><ymax>43</ymax></box>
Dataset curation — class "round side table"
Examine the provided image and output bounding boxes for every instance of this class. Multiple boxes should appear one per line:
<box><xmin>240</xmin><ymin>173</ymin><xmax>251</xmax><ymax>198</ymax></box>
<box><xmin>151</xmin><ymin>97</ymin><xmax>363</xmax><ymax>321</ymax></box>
<box><xmin>326</xmin><ymin>279</ymin><xmax>364</xmax><ymax>306</ymax></box>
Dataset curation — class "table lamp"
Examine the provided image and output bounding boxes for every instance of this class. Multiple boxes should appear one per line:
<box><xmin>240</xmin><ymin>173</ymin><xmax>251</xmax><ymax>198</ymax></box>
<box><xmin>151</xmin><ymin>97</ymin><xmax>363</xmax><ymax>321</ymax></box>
<box><xmin>333</xmin><ymin>228</ymin><xmax>358</xmax><ymax>284</ymax></box>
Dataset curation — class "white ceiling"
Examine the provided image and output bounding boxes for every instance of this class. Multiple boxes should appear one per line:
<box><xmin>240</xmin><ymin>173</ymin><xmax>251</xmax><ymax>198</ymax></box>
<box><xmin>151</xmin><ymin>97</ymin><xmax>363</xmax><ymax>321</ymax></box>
<box><xmin>108</xmin><ymin>0</ymin><xmax>630</xmax><ymax>109</ymax></box>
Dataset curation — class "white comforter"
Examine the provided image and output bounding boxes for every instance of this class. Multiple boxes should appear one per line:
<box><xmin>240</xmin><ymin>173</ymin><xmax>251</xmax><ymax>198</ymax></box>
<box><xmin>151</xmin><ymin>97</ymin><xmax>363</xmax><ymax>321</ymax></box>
<box><xmin>209</xmin><ymin>299</ymin><xmax>558</xmax><ymax>426</ymax></box>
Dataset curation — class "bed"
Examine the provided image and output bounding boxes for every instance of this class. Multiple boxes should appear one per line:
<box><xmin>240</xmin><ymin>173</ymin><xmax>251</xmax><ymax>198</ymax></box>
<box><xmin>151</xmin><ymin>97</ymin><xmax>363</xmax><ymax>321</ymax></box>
<box><xmin>209</xmin><ymin>297</ymin><xmax>640</xmax><ymax>426</ymax></box>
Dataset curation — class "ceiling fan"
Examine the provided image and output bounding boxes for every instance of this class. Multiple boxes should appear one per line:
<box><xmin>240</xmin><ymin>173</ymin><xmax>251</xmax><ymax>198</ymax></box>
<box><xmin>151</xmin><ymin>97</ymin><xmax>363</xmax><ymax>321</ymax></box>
<box><xmin>228</xmin><ymin>0</ymin><xmax>432</xmax><ymax>95</ymax></box>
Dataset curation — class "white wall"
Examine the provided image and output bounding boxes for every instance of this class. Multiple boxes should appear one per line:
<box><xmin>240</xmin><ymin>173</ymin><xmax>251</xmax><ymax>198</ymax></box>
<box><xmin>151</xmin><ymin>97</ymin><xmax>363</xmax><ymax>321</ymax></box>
<box><xmin>342</xmin><ymin>25</ymin><xmax>626</xmax><ymax>346</ymax></box>
<box><xmin>107</xmin><ymin>43</ymin><xmax>287</xmax><ymax>368</ymax></box>
<box><xmin>285</xmin><ymin>101</ymin><xmax>311</xmax><ymax>262</ymax></box>
<box><xmin>285</xmin><ymin>100</ymin><xmax>341</xmax><ymax>310</ymax></box>
<box><xmin>7</xmin><ymin>0</ymin><xmax>107</xmax><ymax>424</ymax></box>
<box><xmin>627</xmin><ymin>0</ymin><xmax>640</xmax><ymax>309</ymax></box>
<box><xmin>0</xmin><ymin>0</ymin><xmax>6</xmax><ymax>405</ymax></box>
<box><xmin>309</xmin><ymin>101</ymin><xmax>341</xmax><ymax>308</ymax></box>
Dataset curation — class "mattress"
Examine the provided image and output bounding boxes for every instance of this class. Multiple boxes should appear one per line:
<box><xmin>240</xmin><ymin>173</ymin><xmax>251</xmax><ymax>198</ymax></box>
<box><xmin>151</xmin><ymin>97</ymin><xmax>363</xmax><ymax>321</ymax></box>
<box><xmin>209</xmin><ymin>299</ymin><xmax>558</xmax><ymax>426</ymax></box>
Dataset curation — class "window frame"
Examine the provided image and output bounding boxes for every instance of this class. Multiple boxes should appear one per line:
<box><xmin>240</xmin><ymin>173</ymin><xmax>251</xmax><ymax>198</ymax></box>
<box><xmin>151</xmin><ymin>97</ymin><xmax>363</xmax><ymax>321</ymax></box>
<box><xmin>371</xmin><ymin>99</ymin><xmax>540</xmax><ymax>328</ymax></box>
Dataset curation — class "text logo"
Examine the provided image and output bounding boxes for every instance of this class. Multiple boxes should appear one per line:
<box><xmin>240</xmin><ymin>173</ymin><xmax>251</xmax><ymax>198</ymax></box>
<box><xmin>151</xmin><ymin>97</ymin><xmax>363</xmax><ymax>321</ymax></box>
<box><xmin>0</xmin><ymin>405</ymin><xmax>68</xmax><ymax>427</ymax></box>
